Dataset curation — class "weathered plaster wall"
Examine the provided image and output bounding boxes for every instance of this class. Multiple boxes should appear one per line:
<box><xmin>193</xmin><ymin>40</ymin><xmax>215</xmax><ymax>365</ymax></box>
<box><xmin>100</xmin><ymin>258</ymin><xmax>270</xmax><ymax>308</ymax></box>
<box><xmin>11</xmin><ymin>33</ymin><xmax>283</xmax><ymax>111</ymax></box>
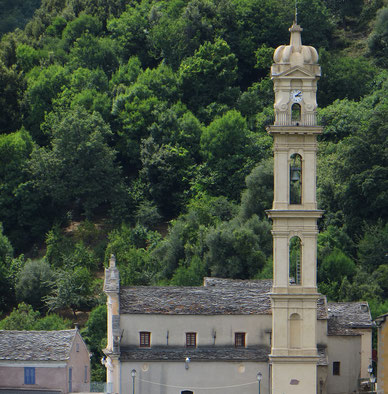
<box><xmin>120</xmin><ymin>314</ymin><xmax>272</xmax><ymax>347</ymax></box>
<box><xmin>121</xmin><ymin>360</ymin><xmax>269</xmax><ymax>394</ymax></box>
<box><xmin>326</xmin><ymin>335</ymin><xmax>361</xmax><ymax>394</ymax></box>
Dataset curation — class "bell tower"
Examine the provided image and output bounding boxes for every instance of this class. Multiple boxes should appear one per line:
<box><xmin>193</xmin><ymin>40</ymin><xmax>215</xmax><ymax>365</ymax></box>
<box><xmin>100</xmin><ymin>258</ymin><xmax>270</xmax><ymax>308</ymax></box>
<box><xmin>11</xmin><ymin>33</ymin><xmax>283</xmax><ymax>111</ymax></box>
<box><xmin>266</xmin><ymin>22</ymin><xmax>323</xmax><ymax>394</ymax></box>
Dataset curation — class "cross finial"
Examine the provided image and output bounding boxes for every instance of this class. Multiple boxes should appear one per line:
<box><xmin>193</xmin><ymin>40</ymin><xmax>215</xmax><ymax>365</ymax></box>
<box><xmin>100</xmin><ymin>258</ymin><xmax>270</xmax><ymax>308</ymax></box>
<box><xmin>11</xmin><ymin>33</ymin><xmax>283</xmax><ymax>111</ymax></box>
<box><xmin>295</xmin><ymin>0</ymin><xmax>298</xmax><ymax>24</ymax></box>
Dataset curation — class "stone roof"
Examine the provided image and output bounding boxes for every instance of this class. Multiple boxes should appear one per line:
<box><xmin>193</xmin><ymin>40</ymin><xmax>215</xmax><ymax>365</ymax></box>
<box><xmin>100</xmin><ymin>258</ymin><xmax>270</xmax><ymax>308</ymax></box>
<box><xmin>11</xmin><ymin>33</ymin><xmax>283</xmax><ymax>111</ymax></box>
<box><xmin>121</xmin><ymin>344</ymin><xmax>328</xmax><ymax>366</ymax></box>
<box><xmin>120</xmin><ymin>278</ymin><xmax>327</xmax><ymax>319</ymax></box>
<box><xmin>121</xmin><ymin>345</ymin><xmax>270</xmax><ymax>362</ymax></box>
<box><xmin>0</xmin><ymin>329</ymin><xmax>78</xmax><ymax>361</ymax></box>
<box><xmin>327</xmin><ymin>302</ymin><xmax>373</xmax><ymax>336</ymax></box>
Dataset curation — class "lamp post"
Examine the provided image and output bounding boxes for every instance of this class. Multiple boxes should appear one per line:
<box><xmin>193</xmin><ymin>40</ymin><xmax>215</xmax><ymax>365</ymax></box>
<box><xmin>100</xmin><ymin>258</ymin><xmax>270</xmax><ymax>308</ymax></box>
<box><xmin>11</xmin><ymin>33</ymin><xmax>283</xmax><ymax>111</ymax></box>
<box><xmin>257</xmin><ymin>371</ymin><xmax>262</xmax><ymax>394</ymax></box>
<box><xmin>131</xmin><ymin>369</ymin><xmax>136</xmax><ymax>394</ymax></box>
<box><xmin>370</xmin><ymin>374</ymin><xmax>376</xmax><ymax>393</ymax></box>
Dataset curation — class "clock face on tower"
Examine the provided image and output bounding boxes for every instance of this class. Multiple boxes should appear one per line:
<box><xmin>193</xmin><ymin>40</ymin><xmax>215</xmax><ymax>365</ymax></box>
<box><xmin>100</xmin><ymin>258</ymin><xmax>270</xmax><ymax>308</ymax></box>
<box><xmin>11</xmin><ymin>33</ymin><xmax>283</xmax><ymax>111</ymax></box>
<box><xmin>290</xmin><ymin>89</ymin><xmax>303</xmax><ymax>103</ymax></box>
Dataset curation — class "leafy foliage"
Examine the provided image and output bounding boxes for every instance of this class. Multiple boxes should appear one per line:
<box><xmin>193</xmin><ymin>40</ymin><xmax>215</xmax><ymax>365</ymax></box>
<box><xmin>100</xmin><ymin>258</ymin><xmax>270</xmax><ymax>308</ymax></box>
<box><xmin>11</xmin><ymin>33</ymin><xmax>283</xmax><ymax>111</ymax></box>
<box><xmin>16</xmin><ymin>259</ymin><xmax>54</xmax><ymax>310</ymax></box>
<box><xmin>0</xmin><ymin>0</ymin><xmax>387</xmax><ymax>377</ymax></box>
<box><xmin>0</xmin><ymin>302</ymin><xmax>71</xmax><ymax>330</ymax></box>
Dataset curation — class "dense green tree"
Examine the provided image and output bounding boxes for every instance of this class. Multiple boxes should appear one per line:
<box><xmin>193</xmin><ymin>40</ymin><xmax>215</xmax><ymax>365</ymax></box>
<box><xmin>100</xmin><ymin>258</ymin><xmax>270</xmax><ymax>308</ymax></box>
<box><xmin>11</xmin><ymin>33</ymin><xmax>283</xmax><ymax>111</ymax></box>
<box><xmin>45</xmin><ymin>266</ymin><xmax>95</xmax><ymax>315</ymax></box>
<box><xmin>358</xmin><ymin>222</ymin><xmax>388</xmax><ymax>273</ymax></box>
<box><xmin>0</xmin><ymin>302</ymin><xmax>39</xmax><ymax>330</ymax></box>
<box><xmin>318</xmin><ymin>50</ymin><xmax>376</xmax><ymax>107</ymax></box>
<box><xmin>170</xmin><ymin>256</ymin><xmax>207</xmax><ymax>286</ymax></box>
<box><xmin>52</xmin><ymin>67</ymin><xmax>111</xmax><ymax>122</ymax></box>
<box><xmin>179</xmin><ymin>37</ymin><xmax>238</xmax><ymax>114</ymax></box>
<box><xmin>318</xmin><ymin>248</ymin><xmax>356</xmax><ymax>284</ymax></box>
<box><xmin>81</xmin><ymin>304</ymin><xmax>107</xmax><ymax>380</ymax></box>
<box><xmin>32</xmin><ymin>313</ymin><xmax>71</xmax><ymax>330</ymax></box>
<box><xmin>15</xmin><ymin>44</ymin><xmax>41</xmax><ymax>72</ymax></box>
<box><xmin>112</xmin><ymin>63</ymin><xmax>180</xmax><ymax>172</ymax></box>
<box><xmin>107</xmin><ymin>0</ymin><xmax>152</xmax><ymax>65</ymax></box>
<box><xmin>318</xmin><ymin>99</ymin><xmax>368</xmax><ymax>143</ymax></box>
<box><xmin>0</xmin><ymin>223</ymin><xmax>13</xmax><ymax>263</ymax></box>
<box><xmin>0</xmin><ymin>0</ymin><xmax>41</xmax><ymax>35</ymax></box>
<box><xmin>318</xmin><ymin>73</ymin><xmax>388</xmax><ymax>235</ymax></box>
<box><xmin>0</xmin><ymin>61</ymin><xmax>25</xmax><ymax>133</ymax></box>
<box><xmin>16</xmin><ymin>259</ymin><xmax>54</xmax><ymax>310</ymax></box>
<box><xmin>199</xmin><ymin>110</ymin><xmax>260</xmax><ymax>200</ymax></box>
<box><xmin>109</xmin><ymin>56</ymin><xmax>142</xmax><ymax>93</ymax></box>
<box><xmin>0</xmin><ymin>302</ymin><xmax>71</xmax><ymax>330</ymax></box>
<box><xmin>148</xmin><ymin>0</ymin><xmax>215</xmax><ymax>69</ymax></box>
<box><xmin>324</xmin><ymin>0</ymin><xmax>364</xmax><ymax>27</ymax></box>
<box><xmin>23</xmin><ymin>64</ymin><xmax>70</xmax><ymax>143</ymax></box>
<box><xmin>69</xmin><ymin>34</ymin><xmax>119</xmax><ymax>75</ymax></box>
<box><xmin>105</xmin><ymin>224</ymin><xmax>161</xmax><ymax>285</ymax></box>
<box><xmin>237</xmin><ymin>80</ymin><xmax>273</xmax><ymax>129</ymax></box>
<box><xmin>239</xmin><ymin>159</ymin><xmax>273</xmax><ymax>221</ymax></box>
<box><xmin>368</xmin><ymin>7</ymin><xmax>388</xmax><ymax>68</ymax></box>
<box><xmin>151</xmin><ymin>194</ymin><xmax>237</xmax><ymax>279</ymax></box>
<box><xmin>61</xmin><ymin>14</ymin><xmax>102</xmax><ymax>50</ymax></box>
<box><xmin>0</xmin><ymin>225</ymin><xmax>14</xmax><ymax>313</ymax></box>
<box><xmin>140</xmin><ymin>137</ymin><xmax>194</xmax><ymax>217</ymax></box>
<box><xmin>29</xmin><ymin>107</ymin><xmax>125</xmax><ymax>218</ymax></box>
<box><xmin>205</xmin><ymin>215</ymin><xmax>271</xmax><ymax>279</ymax></box>
<box><xmin>0</xmin><ymin>130</ymin><xmax>35</xmax><ymax>243</ymax></box>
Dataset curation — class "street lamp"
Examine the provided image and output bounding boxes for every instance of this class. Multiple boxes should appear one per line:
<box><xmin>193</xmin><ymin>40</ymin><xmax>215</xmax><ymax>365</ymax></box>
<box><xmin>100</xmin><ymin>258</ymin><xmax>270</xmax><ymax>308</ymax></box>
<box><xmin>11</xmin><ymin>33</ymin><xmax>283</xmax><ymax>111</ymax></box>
<box><xmin>131</xmin><ymin>369</ymin><xmax>137</xmax><ymax>394</ymax></box>
<box><xmin>370</xmin><ymin>374</ymin><xmax>376</xmax><ymax>393</ymax></box>
<box><xmin>257</xmin><ymin>371</ymin><xmax>262</xmax><ymax>394</ymax></box>
<box><xmin>368</xmin><ymin>364</ymin><xmax>373</xmax><ymax>375</ymax></box>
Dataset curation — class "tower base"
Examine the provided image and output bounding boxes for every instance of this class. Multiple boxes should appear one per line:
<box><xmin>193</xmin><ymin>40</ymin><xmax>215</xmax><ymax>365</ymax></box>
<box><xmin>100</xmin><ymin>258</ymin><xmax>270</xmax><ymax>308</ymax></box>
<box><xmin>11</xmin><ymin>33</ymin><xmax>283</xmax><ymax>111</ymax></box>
<box><xmin>270</xmin><ymin>355</ymin><xmax>318</xmax><ymax>394</ymax></box>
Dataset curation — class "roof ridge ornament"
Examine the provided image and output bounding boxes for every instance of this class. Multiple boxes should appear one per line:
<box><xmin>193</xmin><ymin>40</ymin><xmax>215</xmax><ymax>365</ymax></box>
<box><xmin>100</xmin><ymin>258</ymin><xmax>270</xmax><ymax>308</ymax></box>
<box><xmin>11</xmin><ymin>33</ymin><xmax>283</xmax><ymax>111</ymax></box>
<box><xmin>295</xmin><ymin>0</ymin><xmax>298</xmax><ymax>24</ymax></box>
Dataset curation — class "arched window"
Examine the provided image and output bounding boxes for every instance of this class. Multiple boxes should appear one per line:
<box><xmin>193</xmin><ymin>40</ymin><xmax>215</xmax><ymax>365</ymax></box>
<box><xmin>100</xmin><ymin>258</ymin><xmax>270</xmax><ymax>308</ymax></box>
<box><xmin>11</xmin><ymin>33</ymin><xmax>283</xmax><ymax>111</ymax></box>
<box><xmin>291</xmin><ymin>103</ymin><xmax>301</xmax><ymax>123</ymax></box>
<box><xmin>289</xmin><ymin>313</ymin><xmax>301</xmax><ymax>348</ymax></box>
<box><xmin>289</xmin><ymin>236</ymin><xmax>302</xmax><ymax>285</ymax></box>
<box><xmin>289</xmin><ymin>154</ymin><xmax>302</xmax><ymax>204</ymax></box>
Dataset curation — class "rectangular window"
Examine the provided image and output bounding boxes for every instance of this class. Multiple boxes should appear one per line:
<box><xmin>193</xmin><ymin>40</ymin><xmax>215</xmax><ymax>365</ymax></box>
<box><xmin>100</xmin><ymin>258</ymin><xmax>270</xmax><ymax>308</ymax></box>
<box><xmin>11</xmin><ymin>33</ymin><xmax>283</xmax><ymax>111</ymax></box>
<box><xmin>24</xmin><ymin>367</ymin><xmax>35</xmax><ymax>385</ymax></box>
<box><xmin>333</xmin><ymin>361</ymin><xmax>340</xmax><ymax>376</ymax></box>
<box><xmin>235</xmin><ymin>332</ymin><xmax>246</xmax><ymax>347</ymax></box>
<box><xmin>186</xmin><ymin>332</ymin><xmax>197</xmax><ymax>348</ymax></box>
<box><xmin>84</xmin><ymin>366</ymin><xmax>88</xmax><ymax>383</ymax></box>
<box><xmin>140</xmin><ymin>332</ymin><xmax>151</xmax><ymax>347</ymax></box>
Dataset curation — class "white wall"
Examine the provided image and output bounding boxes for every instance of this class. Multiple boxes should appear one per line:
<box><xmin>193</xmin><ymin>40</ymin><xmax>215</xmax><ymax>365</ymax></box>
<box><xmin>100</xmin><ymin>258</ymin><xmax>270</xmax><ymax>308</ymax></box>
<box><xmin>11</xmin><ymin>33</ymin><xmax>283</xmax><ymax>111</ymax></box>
<box><xmin>121</xmin><ymin>361</ymin><xmax>269</xmax><ymax>394</ymax></box>
<box><xmin>326</xmin><ymin>336</ymin><xmax>361</xmax><ymax>394</ymax></box>
<box><xmin>120</xmin><ymin>314</ymin><xmax>272</xmax><ymax>347</ymax></box>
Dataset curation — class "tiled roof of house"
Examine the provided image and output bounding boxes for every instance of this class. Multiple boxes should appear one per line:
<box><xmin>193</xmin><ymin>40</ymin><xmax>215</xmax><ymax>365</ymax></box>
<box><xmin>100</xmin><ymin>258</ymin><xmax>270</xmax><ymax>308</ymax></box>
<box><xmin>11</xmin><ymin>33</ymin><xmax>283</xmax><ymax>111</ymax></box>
<box><xmin>0</xmin><ymin>329</ymin><xmax>78</xmax><ymax>361</ymax></box>
<box><xmin>327</xmin><ymin>302</ymin><xmax>373</xmax><ymax>336</ymax></box>
<box><xmin>120</xmin><ymin>278</ymin><xmax>327</xmax><ymax>319</ymax></box>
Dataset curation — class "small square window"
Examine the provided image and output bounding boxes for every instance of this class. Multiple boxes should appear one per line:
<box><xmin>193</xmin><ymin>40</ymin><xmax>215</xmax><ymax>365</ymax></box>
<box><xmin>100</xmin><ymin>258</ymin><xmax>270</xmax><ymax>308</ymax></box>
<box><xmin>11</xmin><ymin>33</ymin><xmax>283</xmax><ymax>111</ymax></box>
<box><xmin>140</xmin><ymin>332</ymin><xmax>151</xmax><ymax>347</ymax></box>
<box><xmin>333</xmin><ymin>361</ymin><xmax>340</xmax><ymax>376</ymax></box>
<box><xmin>186</xmin><ymin>332</ymin><xmax>196</xmax><ymax>348</ymax></box>
<box><xmin>24</xmin><ymin>367</ymin><xmax>35</xmax><ymax>385</ymax></box>
<box><xmin>235</xmin><ymin>332</ymin><xmax>246</xmax><ymax>347</ymax></box>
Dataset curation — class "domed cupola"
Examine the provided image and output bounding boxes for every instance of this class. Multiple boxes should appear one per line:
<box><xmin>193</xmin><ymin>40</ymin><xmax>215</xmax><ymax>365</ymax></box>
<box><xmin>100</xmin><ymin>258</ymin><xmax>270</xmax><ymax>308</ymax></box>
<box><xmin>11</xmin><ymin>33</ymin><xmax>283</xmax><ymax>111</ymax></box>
<box><xmin>273</xmin><ymin>23</ymin><xmax>318</xmax><ymax>67</ymax></box>
<box><xmin>270</xmin><ymin>22</ymin><xmax>321</xmax><ymax>127</ymax></box>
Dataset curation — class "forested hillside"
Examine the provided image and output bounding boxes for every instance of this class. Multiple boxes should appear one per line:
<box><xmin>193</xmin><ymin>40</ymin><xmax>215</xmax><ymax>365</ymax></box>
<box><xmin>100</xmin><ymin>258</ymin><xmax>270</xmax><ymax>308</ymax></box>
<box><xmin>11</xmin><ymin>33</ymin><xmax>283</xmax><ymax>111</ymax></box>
<box><xmin>0</xmin><ymin>0</ymin><xmax>387</xmax><ymax>379</ymax></box>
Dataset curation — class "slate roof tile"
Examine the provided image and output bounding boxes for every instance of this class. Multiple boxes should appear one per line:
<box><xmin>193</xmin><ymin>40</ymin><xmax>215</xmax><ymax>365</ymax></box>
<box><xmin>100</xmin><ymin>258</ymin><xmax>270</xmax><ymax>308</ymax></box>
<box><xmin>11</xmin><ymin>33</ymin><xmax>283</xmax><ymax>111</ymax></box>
<box><xmin>121</xmin><ymin>344</ymin><xmax>328</xmax><ymax>365</ymax></box>
<box><xmin>0</xmin><ymin>330</ymin><xmax>77</xmax><ymax>361</ymax></box>
<box><xmin>120</xmin><ymin>278</ymin><xmax>327</xmax><ymax>319</ymax></box>
<box><xmin>327</xmin><ymin>302</ymin><xmax>373</xmax><ymax>336</ymax></box>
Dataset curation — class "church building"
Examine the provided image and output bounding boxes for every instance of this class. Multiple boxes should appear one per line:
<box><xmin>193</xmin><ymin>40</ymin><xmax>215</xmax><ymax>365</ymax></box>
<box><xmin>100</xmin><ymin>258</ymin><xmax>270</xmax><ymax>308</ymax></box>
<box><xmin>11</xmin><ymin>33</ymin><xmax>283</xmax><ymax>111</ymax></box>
<box><xmin>103</xmin><ymin>21</ymin><xmax>373</xmax><ymax>394</ymax></box>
